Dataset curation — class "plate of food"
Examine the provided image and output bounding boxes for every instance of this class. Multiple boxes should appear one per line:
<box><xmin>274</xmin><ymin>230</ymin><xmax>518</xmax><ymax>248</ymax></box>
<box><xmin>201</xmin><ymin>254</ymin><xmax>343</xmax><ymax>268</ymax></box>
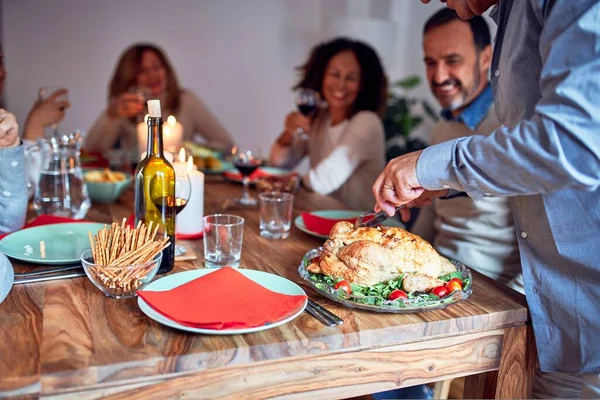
<box><xmin>298</xmin><ymin>221</ymin><xmax>472</xmax><ymax>313</ymax></box>
<box><xmin>223</xmin><ymin>166</ymin><xmax>296</xmax><ymax>184</ymax></box>
<box><xmin>192</xmin><ymin>155</ymin><xmax>233</xmax><ymax>175</ymax></box>
<box><xmin>83</xmin><ymin>168</ymin><xmax>132</xmax><ymax>204</ymax></box>
<box><xmin>295</xmin><ymin>210</ymin><xmax>404</xmax><ymax>240</ymax></box>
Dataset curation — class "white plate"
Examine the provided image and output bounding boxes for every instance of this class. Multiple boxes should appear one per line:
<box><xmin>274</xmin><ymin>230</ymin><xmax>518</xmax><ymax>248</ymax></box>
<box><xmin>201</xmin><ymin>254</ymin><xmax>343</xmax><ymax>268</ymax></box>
<box><xmin>138</xmin><ymin>268</ymin><xmax>307</xmax><ymax>335</ymax></box>
<box><xmin>294</xmin><ymin>210</ymin><xmax>405</xmax><ymax>240</ymax></box>
<box><xmin>0</xmin><ymin>252</ymin><xmax>14</xmax><ymax>304</ymax></box>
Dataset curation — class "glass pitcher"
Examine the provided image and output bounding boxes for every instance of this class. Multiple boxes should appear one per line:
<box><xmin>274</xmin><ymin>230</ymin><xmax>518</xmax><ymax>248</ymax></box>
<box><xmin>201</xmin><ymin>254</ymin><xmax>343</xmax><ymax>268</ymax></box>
<box><xmin>26</xmin><ymin>131</ymin><xmax>91</xmax><ymax>219</ymax></box>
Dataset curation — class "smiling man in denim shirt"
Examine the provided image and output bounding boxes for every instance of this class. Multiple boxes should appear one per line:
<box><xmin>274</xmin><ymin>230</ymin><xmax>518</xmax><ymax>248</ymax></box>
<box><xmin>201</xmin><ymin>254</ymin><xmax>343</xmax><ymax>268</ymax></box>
<box><xmin>373</xmin><ymin>0</ymin><xmax>600</xmax><ymax>397</ymax></box>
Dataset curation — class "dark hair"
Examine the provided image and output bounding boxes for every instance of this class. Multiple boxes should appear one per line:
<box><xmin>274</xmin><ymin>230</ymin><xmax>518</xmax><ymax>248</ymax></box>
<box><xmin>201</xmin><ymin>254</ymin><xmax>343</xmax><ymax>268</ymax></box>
<box><xmin>294</xmin><ymin>37</ymin><xmax>388</xmax><ymax>118</ymax></box>
<box><xmin>108</xmin><ymin>43</ymin><xmax>181</xmax><ymax>115</ymax></box>
<box><xmin>423</xmin><ymin>8</ymin><xmax>491</xmax><ymax>51</ymax></box>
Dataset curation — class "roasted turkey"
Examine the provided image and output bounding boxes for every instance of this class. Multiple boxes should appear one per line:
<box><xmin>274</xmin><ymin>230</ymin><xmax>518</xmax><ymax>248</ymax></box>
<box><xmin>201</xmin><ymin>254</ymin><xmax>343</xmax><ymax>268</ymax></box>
<box><xmin>307</xmin><ymin>221</ymin><xmax>456</xmax><ymax>291</ymax></box>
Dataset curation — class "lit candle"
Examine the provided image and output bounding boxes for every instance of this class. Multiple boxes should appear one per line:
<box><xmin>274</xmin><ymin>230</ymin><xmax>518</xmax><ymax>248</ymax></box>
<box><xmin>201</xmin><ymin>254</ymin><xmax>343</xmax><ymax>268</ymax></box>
<box><xmin>137</xmin><ymin>114</ymin><xmax>183</xmax><ymax>158</ymax></box>
<box><xmin>176</xmin><ymin>156</ymin><xmax>205</xmax><ymax>238</ymax></box>
<box><xmin>172</xmin><ymin>148</ymin><xmax>188</xmax><ymax>175</ymax></box>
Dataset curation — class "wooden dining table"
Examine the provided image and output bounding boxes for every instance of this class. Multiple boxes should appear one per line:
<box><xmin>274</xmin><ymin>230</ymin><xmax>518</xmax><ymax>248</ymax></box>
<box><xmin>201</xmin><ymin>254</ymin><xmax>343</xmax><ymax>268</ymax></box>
<box><xmin>0</xmin><ymin>176</ymin><xmax>534</xmax><ymax>399</ymax></box>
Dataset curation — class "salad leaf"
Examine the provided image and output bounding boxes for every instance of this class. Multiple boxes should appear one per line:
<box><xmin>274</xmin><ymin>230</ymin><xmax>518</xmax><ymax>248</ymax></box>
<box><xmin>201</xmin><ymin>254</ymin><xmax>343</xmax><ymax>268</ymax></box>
<box><xmin>439</xmin><ymin>271</ymin><xmax>463</xmax><ymax>282</ymax></box>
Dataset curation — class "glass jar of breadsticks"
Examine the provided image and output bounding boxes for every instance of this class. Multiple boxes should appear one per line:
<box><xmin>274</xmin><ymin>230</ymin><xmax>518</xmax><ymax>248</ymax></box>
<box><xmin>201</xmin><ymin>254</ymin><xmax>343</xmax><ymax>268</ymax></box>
<box><xmin>80</xmin><ymin>220</ymin><xmax>168</xmax><ymax>299</ymax></box>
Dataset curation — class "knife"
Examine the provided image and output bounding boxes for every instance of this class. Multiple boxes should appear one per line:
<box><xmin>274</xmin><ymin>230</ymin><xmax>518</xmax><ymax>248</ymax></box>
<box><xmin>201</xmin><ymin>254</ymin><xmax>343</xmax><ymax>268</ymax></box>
<box><xmin>13</xmin><ymin>270</ymin><xmax>86</xmax><ymax>285</ymax></box>
<box><xmin>355</xmin><ymin>205</ymin><xmax>406</xmax><ymax>228</ymax></box>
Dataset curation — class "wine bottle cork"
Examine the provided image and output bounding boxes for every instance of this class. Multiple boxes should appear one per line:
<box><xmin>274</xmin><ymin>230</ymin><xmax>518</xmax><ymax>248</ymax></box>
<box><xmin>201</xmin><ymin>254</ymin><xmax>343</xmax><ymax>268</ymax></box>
<box><xmin>147</xmin><ymin>100</ymin><xmax>161</xmax><ymax>118</ymax></box>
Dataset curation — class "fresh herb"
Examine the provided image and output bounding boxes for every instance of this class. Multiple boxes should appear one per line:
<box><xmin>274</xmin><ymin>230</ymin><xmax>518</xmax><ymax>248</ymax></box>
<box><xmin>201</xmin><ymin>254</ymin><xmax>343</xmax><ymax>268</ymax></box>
<box><xmin>305</xmin><ymin>254</ymin><xmax>469</xmax><ymax>308</ymax></box>
<box><xmin>439</xmin><ymin>271</ymin><xmax>464</xmax><ymax>282</ymax></box>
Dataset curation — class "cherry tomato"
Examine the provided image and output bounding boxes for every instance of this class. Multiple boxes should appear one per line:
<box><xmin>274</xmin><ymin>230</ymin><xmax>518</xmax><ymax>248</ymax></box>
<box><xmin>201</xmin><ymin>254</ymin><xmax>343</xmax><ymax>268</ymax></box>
<box><xmin>311</xmin><ymin>256</ymin><xmax>321</xmax><ymax>264</ymax></box>
<box><xmin>388</xmin><ymin>289</ymin><xmax>408</xmax><ymax>300</ymax></box>
<box><xmin>431</xmin><ymin>286</ymin><xmax>449</xmax><ymax>297</ymax></box>
<box><xmin>446</xmin><ymin>280</ymin><xmax>463</xmax><ymax>293</ymax></box>
<box><xmin>448</xmin><ymin>277</ymin><xmax>463</xmax><ymax>287</ymax></box>
<box><xmin>334</xmin><ymin>280</ymin><xmax>352</xmax><ymax>295</ymax></box>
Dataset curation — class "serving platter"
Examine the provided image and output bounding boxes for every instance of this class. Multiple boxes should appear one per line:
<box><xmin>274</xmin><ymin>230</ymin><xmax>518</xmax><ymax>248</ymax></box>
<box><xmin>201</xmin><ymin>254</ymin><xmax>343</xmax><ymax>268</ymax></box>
<box><xmin>299</xmin><ymin>247</ymin><xmax>472</xmax><ymax>313</ymax></box>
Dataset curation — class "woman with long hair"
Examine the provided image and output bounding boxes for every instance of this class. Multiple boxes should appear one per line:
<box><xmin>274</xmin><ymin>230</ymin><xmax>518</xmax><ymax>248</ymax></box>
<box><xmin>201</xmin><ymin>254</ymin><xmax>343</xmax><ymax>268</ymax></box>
<box><xmin>269</xmin><ymin>37</ymin><xmax>388</xmax><ymax>210</ymax></box>
<box><xmin>84</xmin><ymin>43</ymin><xmax>233</xmax><ymax>154</ymax></box>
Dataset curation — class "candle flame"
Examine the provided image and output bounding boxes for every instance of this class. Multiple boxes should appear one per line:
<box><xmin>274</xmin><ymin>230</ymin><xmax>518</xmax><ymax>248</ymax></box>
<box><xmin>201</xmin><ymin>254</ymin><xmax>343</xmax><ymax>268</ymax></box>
<box><xmin>187</xmin><ymin>156</ymin><xmax>194</xmax><ymax>171</ymax></box>
<box><xmin>179</xmin><ymin>148</ymin><xmax>186</xmax><ymax>163</ymax></box>
<box><xmin>167</xmin><ymin>115</ymin><xmax>176</xmax><ymax>125</ymax></box>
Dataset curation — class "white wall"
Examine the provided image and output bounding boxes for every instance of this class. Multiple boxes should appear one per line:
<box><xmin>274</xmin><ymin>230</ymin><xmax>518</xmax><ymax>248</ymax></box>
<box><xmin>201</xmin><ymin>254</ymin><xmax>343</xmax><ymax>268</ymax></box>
<box><xmin>1</xmin><ymin>0</ymin><xmax>496</xmax><ymax>152</ymax></box>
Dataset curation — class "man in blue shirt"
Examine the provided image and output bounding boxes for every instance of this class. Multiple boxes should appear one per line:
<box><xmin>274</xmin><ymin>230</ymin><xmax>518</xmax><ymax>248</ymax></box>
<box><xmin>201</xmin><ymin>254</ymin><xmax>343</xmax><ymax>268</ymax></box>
<box><xmin>373</xmin><ymin>0</ymin><xmax>600</xmax><ymax>397</ymax></box>
<box><xmin>412</xmin><ymin>8</ymin><xmax>522</xmax><ymax>292</ymax></box>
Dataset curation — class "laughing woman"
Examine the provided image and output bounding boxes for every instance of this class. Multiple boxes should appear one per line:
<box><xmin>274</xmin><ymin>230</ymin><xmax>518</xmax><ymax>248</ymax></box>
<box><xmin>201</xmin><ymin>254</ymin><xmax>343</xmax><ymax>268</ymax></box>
<box><xmin>269</xmin><ymin>37</ymin><xmax>388</xmax><ymax>210</ymax></box>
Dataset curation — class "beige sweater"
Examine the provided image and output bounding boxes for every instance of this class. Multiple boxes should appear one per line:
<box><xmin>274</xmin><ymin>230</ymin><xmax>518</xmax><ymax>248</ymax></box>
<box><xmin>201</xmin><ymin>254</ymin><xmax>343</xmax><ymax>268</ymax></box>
<box><xmin>84</xmin><ymin>90</ymin><xmax>234</xmax><ymax>153</ymax></box>
<box><xmin>269</xmin><ymin>111</ymin><xmax>385</xmax><ymax>210</ymax></box>
<box><xmin>411</xmin><ymin>104</ymin><xmax>522</xmax><ymax>285</ymax></box>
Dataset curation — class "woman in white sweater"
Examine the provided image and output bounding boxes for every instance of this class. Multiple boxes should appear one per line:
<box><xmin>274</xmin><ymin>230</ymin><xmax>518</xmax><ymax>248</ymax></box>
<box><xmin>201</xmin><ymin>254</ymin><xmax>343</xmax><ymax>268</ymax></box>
<box><xmin>269</xmin><ymin>38</ymin><xmax>388</xmax><ymax>210</ymax></box>
<box><xmin>84</xmin><ymin>43</ymin><xmax>234</xmax><ymax>155</ymax></box>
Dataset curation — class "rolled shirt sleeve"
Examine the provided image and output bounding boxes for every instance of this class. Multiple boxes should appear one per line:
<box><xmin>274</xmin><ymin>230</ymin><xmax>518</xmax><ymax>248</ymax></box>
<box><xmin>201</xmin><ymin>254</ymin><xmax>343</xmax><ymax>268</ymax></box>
<box><xmin>0</xmin><ymin>145</ymin><xmax>27</xmax><ymax>234</ymax></box>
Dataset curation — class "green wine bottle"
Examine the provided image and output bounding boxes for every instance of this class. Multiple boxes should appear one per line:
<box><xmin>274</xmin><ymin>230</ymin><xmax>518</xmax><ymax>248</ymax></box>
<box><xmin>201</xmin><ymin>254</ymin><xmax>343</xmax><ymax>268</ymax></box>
<box><xmin>134</xmin><ymin>100</ymin><xmax>176</xmax><ymax>274</ymax></box>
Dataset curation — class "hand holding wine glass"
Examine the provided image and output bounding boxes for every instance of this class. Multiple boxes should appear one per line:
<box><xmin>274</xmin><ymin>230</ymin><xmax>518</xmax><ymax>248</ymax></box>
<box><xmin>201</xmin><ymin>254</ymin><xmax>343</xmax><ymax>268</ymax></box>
<box><xmin>294</xmin><ymin>88</ymin><xmax>320</xmax><ymax>139</ymax></box>
<box><xmin>107</xmin><ymin>88</ymin><xmax>147</xmax><ymax>119</ymax></box>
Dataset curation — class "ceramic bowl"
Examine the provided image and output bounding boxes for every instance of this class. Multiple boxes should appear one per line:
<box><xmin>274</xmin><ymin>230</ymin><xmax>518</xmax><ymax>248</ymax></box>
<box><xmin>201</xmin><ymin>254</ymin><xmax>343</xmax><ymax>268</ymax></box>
<box><xmin>83</xmin><ymin>169</ymin><xmax>132</xmax><ymax>204</ymax></box>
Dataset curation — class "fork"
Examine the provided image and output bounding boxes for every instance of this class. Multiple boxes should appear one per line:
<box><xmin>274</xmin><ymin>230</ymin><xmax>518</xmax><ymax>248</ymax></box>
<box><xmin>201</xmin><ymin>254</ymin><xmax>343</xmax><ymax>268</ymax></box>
<box><xmin>355</xmin><ymin>205</ymin><xmax>406</xmax><ymax>228</ymax></box>
<box><xmin>307</xmin><ymin>299</ymin><xmax>343</xmax><ymax>325</ymax></box>
<box><xmin>14</xmin><ymin>265</ymin><xmax>82</xmax><ymax>278</ymax></box>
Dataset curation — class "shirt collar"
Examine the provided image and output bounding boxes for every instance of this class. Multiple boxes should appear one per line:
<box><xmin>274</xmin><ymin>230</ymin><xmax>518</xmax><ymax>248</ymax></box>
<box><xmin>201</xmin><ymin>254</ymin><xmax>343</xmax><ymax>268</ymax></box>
<box><xmin>440</xmin><ymin>83</ymin><xmax>493</xmax><ymax>130</ymax></box>
<box><xmin>489</xmin><ymin>3</ymin><xmax>500</xmax><ymax>25</ymax></box>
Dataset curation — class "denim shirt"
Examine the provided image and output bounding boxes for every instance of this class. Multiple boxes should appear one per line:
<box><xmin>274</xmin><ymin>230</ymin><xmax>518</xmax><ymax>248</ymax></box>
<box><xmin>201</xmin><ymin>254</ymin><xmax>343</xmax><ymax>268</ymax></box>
<box><xmin>441</xmin><ymin>83</ymin><xmax>493</xmax><ymax>131</ymax></box>
<box><xmin>417</xmin><ymin>0</ymin><xmax>600</xmax><ymax>373</ymax></box>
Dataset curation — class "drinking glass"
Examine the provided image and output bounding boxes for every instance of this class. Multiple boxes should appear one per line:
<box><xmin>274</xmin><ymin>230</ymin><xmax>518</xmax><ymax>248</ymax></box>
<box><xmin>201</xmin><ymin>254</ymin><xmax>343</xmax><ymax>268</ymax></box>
<box><xmin>203</xmin><ymin>214</ymin><xmax>244</xmax><ymax>268</ymax></box>
<box><xmin>174</xmin><ymin>172</ymin><xmax>191</xmax><ymax>215</ymax></box>
<box><xmin>38</xmin><ymin>87</ymin><xmax>69</xmax><ymax>136</ymax></box>
<box><xmin>294</xmin><ymin>88</ymin><xmax>320</xmax><ymax>139</ymax></box>
<box><xmin>29</xmin><ymin>131</ymin><xmax>91</xmax><ymax>219</ymax></box>
<box><xmin>224</xmin><ymin>145</ymin><xmax>262</xmax><ymax>209</ymax></box>
<box><xmin>258</xmin><ymin>192</ymin><xmax>294</xmax><ymax>239</ymax></box>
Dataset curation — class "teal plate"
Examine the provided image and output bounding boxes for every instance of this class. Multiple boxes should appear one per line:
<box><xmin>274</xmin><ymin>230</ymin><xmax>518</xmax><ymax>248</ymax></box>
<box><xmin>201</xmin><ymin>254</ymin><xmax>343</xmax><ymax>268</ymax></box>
<box><xmin>294</xmin><ymin>210</ymin><xmax>405</xmax><ymax>240</ymax></box>
<box><xmin>137</xmin><ymin>268</ymin><xmax>307</xmax><ymax>335</ymax></box>
<box><xmin>0</xmin><ymin>223</ymin><xmax>105</xmax><ymax>265</ymax></box>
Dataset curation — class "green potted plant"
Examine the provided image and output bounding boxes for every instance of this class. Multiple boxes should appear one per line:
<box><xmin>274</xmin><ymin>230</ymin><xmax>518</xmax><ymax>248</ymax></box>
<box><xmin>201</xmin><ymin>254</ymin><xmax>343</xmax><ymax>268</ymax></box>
<box><xmin>383</xmin><ymin>75</ymin><xmax>439</xmax><ymax>161</ymax></box>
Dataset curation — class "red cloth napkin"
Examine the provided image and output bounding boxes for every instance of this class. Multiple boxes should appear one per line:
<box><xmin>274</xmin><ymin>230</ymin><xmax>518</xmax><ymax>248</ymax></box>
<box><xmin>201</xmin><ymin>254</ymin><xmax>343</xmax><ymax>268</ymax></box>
<box><xmin>223</xmin><ymin>168</ymin><xmax>295</xmax><ymax>182</ymax></box>
<box><xmin>0</xmin><ymin>215</ymin><xmax>88</xmax><ymax>240</ymax></box>
<box><xmin>301</xmin><ymin>212</ymin><xmax>373</xmax><ymax>236</ymax></box>
<box><xmin>138</xmin><ymin>267</ymin><xmax>307</xmax><ymax>330</ymax></box>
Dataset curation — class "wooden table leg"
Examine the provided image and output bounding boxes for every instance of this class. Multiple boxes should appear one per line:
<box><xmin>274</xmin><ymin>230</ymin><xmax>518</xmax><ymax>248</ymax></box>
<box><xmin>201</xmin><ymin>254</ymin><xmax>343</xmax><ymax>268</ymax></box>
<box><xmin>464</xmin><ymin>325</ymin><xmax>536</xmax><ymax>399</ymax></box>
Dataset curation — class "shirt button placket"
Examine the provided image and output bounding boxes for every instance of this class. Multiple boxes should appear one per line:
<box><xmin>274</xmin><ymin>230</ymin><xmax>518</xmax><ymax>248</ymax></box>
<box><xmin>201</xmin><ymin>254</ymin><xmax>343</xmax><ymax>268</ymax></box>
<box><xmin>521</xmin><ymin>231</ymin><xmax>528</xmax><ymax>239</ymax></box>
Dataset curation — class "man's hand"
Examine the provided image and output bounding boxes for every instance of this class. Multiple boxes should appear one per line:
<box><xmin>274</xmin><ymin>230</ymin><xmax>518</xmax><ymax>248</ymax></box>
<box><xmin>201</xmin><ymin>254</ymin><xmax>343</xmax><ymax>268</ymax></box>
<box><xmin>0</xmin><ymin>110</ymin><xmax>19</xmax><ymax>149</ymax></box>
<box><xmin>372</xmin><ymin>150</ymin><xmax>425</xmax><ymax>216</ymax></box>
<box><xmin>396</xmin><ymin>189</ymin><xmax>449</xmax><ymax>222</ymax></box>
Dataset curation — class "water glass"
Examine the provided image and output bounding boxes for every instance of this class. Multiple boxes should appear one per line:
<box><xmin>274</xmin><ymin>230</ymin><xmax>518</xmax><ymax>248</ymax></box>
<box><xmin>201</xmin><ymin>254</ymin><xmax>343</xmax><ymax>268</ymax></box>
<box><xmin>258</xmin><ymin>192</ymin><xmax>294</xmax><ymax>239</ymax></box>
<box><xmin>203</xmin><ymin>214</ymin><xmax>244</xmax><ymax>268</ymax></box>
